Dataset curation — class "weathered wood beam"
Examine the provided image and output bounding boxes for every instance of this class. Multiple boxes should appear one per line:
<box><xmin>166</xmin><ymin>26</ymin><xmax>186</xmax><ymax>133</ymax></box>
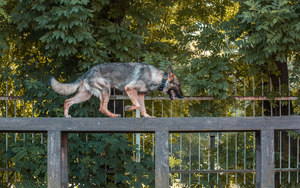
<box><xmin>155</xmin><ymin>130</ymin><xmax>169</xmax><ymax>188</ymax></box>
<box><xmin>48</xmin><ymin>130</ymin><xmax>62</xmax><ymax>188</ymax></box>
<box><xmin>257</xmin><ymin>130</ymin><xmax>275</xmax><ymax>188</ymax></box>
<box><xmin>0</xmin><ymin>117</ymin><xmax>299</xmax><ymax>132</ymax></box>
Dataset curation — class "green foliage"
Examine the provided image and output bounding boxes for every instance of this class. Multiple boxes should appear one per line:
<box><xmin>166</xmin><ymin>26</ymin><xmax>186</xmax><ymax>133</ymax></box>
<box><xmin>185</xmin><ymin>25</ymin><xmax>232</xmax><ymax>98</ymax></box>
<box><xmin>68</xmin><ymin>133</ymin><xmax>154</xmax><ymax>187</ymax></box>
<box><xmin>1</xmin><ymin>0</ymin><xmax>300</xmax><ymax>187</ymax></box>
<box><xmin>0</xmin><ymin>0</ymin><xmax>6</xmax><ymax>17</ymax></box>
<box><xmin>225</xmin><ymin>0</ymin><xmax>300</xmax><ymax>75</ymax></box>
<box><xmin>6</xmin><ymin>133</ymin><xmax>154</xmax><ymax>187</ymax></box>
<box><xmin>0</xmin><ymin>0</ymin><xmax>7</xmax><ymax>53</ymax></box>
<box><xmin>7</xmin><ymin>134</ymin><xmax>47</xmax><ymax>187</ymax></box>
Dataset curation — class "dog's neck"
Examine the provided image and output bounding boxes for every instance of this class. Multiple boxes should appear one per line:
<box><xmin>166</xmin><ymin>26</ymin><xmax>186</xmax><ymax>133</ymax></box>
<box><xmin>158</xmin><ymin>72</ymin><xmax>168</xmax><ymax>91</ymax></box>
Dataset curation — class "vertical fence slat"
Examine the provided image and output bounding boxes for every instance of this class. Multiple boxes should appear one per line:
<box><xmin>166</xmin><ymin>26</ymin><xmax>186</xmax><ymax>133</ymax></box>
<box><xmin>208</xmin><ymin>133</ymin><xmax>210</xmax><ymax>183</ymax></box>
<box><xmin>253</xmin><ymin>132</ymin><xmax>255</xmax><ymax>184</ymax></box>
<box><xmin>226</xmin><ymin>133</ymin><xmax>228</xmax><ymax>185</ymax></box>
<box><xmin>244</xmin><ymin>132</ymin><xmax>246</xmax><ymax>184</ymax></box>
<box><xmin>48</xmin><ymin>130</ymin><xmax>62</xmax><ymax>188</ymax></box>
<box><xmin>152</xmin><ymin>133</ymin><xmax>155</xmax><ymax>162</ymax></box>
<box><xmin>217</xmin><ymin>133</ymin><xmax>219</xmax><ymax>185</ymax></box>
<box><xmin>198</xmin><ymin>133</ymin><xmax>201</xmax><ymax>184</ymax></box>
<box><xmin>189</xmin><ymin>133</ymin><xmax>191</xmax><ymax>185</ymax></box>
<box><xmin>258</xmin><ymin>129</ymin><xmax>275</xmax><ymax>188</ymax></box>
<box><xmin>270</xmin><ymin>78</ymin><xmax>273</xmax><ymax>116</ymax></box>
<box><xmin>297</xmin><ymin>136</ymin><xmax>299</xmax><ymax>184</ymax></box>
<box><xmin>262</xmin><ymin>78</ymin><xmax>264</xmax><ymax>117</ymax></box>
<box><xmin>155</xmin><ymin>130</ymin><xmax>169</xmax><ymax>188</ymax></box>
<box><xmin>135</xmin><ymin>110</ymin><xmax>141</xmax><ymax>162</ymax></box>
<box><xmin>180</xmin><ymin>133</ymin><xmax>182</xmax><ymax>183</ymax></box>
<box><xmin>280</xmin><ymin>131</ymin><xmax>282</xmax><ymax>185</ymax></box>
<box><xmin>170</xmin><ymin>133</ymin><xmax>172</xmax><ymax>171</ymax></box>
<box><xmin>288</xmin><ymin>133</ymin><xmax>291</xmax><ymax>184</ymax></box>
<box><xmin>5</xmin><ymin>82</ymin><xmax>8</xmax><ymax>183</ymax></box>
<box><xmin>235</xmin><ymin>132</ymin><xmax>237</xmax><ymax>185</ymax></box>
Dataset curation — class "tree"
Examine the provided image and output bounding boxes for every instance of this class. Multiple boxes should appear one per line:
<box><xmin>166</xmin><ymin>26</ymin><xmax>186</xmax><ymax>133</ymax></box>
<box><xmin>2</xmin><ymin>0</ymin><xmax>299</xmax><ymax>187</ymax></box>
<box><xmin>224</xmin><ymin>1</ymin><xmax>300</xmax><ymax>187</ymax></box>
<box><xmin>0</xmin><ymin>0</ymin><xmax>236</xmax><ymax>186</ymax></box>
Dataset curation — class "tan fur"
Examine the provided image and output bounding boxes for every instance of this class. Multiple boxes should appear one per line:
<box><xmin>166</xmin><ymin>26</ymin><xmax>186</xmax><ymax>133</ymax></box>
<box><xmin>50</xmin><ymin>77</ymin><xmax>81</xmax><ymax>96</ymax></box>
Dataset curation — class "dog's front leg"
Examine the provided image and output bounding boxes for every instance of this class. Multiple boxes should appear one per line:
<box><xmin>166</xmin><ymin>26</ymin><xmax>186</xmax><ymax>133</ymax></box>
<box><xmin>138</xmin><ymin>93</ymin><xmax>155</xmax><ymax>118</ymax></box>
<box><xmin>124</xmin><ymin>85</ymin><xmax>141</xmax><ymax>111</ymax></box>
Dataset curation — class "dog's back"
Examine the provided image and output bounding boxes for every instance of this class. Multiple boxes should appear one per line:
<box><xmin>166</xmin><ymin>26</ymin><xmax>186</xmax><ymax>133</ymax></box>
<box><xmin>88</xmin><ymin>63</ymin><xmax>163</xmax><ymax>92</ymax></box>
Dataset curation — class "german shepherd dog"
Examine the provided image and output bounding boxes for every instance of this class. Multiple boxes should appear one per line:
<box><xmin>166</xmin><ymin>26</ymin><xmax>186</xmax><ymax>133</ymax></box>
<box><xmin>50</xmin><ymin>63</ymin><xmax>184</xmax><ymax>118</ymax></box>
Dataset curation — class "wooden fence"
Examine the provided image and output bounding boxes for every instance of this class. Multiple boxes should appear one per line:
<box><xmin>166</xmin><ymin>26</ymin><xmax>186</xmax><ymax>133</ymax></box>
<box><xmin>0</xmin><ymin>117</ymin><xmax>299</xmax><ymax>188</ymax></box>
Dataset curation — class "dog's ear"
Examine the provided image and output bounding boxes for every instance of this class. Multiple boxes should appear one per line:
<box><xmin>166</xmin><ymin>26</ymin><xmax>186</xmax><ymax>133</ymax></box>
<box><xmin>167</xmin><ymin>66</ymin><xmax>175</xmax><ymax>81</ymax></box>
<box><xmin>166</xmin><ymin>66</ymin><xmax>173</xmax><ymax>74</ymax></box>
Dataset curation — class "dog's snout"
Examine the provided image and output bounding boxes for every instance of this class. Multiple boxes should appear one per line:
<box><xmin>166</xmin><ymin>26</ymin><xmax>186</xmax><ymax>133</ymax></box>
<box><xmin>174</xmin><ymin>88</ymin><xmax>185</xmax><ymax>99</ymax></box>
<box><xmin>178</xmin><ymin>94</ymin><xmax>185</xmax><ymax>99</ymax></box>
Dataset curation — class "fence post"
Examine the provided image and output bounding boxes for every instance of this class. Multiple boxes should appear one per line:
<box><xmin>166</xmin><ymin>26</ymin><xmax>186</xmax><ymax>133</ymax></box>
<box><xmin>48</xmin><ymin>130</ymin><xmax>62</xmax><ymax>188</ymax></box>
<box><xmin>155</xmin><ymin>130</ymin><xmax>169</xmax><ymax>188</ymax></box>
<box><xmin>256</xmin><ymin>129</ymin><xmax>275</xmax><ymax>188</ymax></box>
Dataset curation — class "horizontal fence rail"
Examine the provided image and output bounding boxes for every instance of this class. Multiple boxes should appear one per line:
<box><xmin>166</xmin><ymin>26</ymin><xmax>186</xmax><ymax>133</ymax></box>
<box><xmin>0</xmin><ymin>117</ymin><xmax>299</xmax><ymax>188</ymax></box>
<box><xmin>0</xmin><ymin>116</ymin><xmax>300</xmax><ymax>132</ymax></box>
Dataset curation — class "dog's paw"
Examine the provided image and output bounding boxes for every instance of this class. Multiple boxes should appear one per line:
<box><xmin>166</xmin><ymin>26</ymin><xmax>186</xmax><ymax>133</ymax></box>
<box><xmin>65</xmin><ymin>115</ymin><xmax>71</xmax><ymax>118</ymax></box>
<box><xmin>142</xmin><ymin>114</ymin><xmax>156</xmax><ymax>118</ymax></box>
<box><xmin>125</xmin><ymin>105</ymin><xmax>141</xmax><ymax>111</ymax></box>
<box><xmin>110</xmin><ymin>114</ymin><xmax>121</xmax><ymax>118</ymax></box>
<box><xmin>125</xmin><ymin>105</ymin><xmax>132</xmax><ymax>111</ymax></box>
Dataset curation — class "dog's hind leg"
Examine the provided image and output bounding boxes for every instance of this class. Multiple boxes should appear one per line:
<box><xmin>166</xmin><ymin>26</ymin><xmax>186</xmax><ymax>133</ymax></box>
<box><xmin>92</xmin><ymin>81</ymin><xmax>120</xmax><ymax>118</ymax></box>
<box><xmin>124</xmin><ymin>85</ymin><xmax>141</xmax><ymax>111</ymax></box>
<box><xmin>64</xmin><ymin>85</ymin><xmax>92</xmax><ymax>118</ymax></box>
<box><xmin>99</xmin><ymin>89</ymin><xmax>121</xmax><ymax>118</ymax></box>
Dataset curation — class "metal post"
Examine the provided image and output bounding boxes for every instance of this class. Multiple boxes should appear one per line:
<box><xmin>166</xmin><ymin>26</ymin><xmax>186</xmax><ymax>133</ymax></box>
<box><xmin>136</xmin><ymin>109</ymin><xmax>141</xmax><ymax>162</ymax></box>
<box><xmin>155</xmin><ymin>130</ymin><xmax>169</xmax><ymax>188</ymax></box>
<box><xmin>210</xmin><ymin>134</ymin><xmax>215</xmax><ymax>186</ymax></box>
<box><xmin>48</xmin><ymin>130</ymin><xmax>62</xmax><ymax>188</ymax></box>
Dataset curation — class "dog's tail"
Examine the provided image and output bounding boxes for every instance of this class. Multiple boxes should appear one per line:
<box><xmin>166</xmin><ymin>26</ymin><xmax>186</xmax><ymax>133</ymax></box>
<box><xmin>50</xmin><ymin>76</ymin><xmax>84</xmax><ymax>96</ymax></box>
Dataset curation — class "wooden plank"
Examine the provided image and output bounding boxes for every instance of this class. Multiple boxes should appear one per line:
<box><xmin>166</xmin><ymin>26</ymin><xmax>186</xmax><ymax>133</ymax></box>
<box><xmin>259</xmin><ymin>130</ymin><xmax>275</xmax><ymax>188</ymax></box>
<box><xmin>0</xmin><ymin>117</ymin><xmax>299</xmax><ymax>132</ymax></box>
<box><xmin>155</xmin><ymin>130</ymin><xmax>169</xmax><ymax>188</ymax></box>
<box><xmin>1</xmin><ymin>95</ymin><xmax>298</xmax><ymax>101</ymax></box>
<box><xmin>48</xmin><ymin>131</ymin><xmax>62</xmax><ymax>188</ymax></box>
<box><xmin>61</xmin><ymin>132</ymin><xmax>68</xmax><ymax>188</ymax></box>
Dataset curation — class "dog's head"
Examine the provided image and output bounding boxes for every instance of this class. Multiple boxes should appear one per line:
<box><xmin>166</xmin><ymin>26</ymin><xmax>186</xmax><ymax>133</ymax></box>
<box><xmin>165</xmin><ymin>66</ymin><xmax>185</xmax><ymax>100</ymax></box>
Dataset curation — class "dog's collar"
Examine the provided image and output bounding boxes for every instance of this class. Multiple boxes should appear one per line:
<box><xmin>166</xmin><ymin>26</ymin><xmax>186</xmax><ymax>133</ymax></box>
<box><xmin>158</xmin><ymin>72</ymin><xmax>168</xmax><ymax>91</ymax></box>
